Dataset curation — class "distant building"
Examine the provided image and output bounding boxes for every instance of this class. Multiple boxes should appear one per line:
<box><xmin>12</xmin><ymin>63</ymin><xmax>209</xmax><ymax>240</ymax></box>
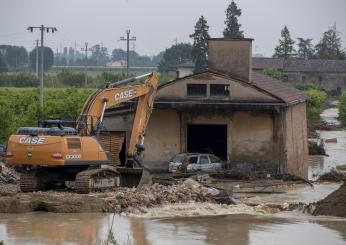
<box><xmin>105</xmin><ymin>38</ymin><xmax>309</xmax><ymax>178</ymax></box>
<box><xmin>106</xmin><ymin>60</ymin><xmax>127</xmax><ymax>68</ymax></box>
<box><xmin>176</xmin><ymin>60</ymin><xmax>195</xmax><ymax>78</ymax></box>
<box><xmin>253</xmin><ymin>57</ymin><xmax>346</xmax><ymax>90</ymax></box>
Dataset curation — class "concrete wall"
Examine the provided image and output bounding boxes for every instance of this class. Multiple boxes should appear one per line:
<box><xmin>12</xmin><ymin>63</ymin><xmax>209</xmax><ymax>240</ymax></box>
<box><xmin>284</xmin><ymin>102</ymin><xmax>308</xmax><ymax>178</ymax></box>
<box><xmin>142</xmin><ymin>108</ymin><xmax>280</xmax><ymax>173</ymax></box>
<box><xmin>285</xmin><ymin>72</ymin><xmax>346</xmax><ymax>90</ymax></box>
<box><xmin>141</xmin><ymin>109</ymin><xmax>181</xmax><ymax>163</ymax></box>
<box><xmin>230</xmin><ymin>111</ymin><xmax>274</xmax><ymax>161</ymax></box>
<box><xmin>157</xmin><ymin>72</ymin><xmax>279</xmax><ymax>103</ymax></box>
<box><xmin>208</xmin><ymin>39</ymin><xmax>252</xmax><ymax>81</ymax></box>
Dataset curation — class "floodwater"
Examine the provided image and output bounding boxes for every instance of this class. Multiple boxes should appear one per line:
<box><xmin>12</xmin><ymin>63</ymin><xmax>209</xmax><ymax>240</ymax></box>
<box><xmin>308</xmin><ymin>105</ymin><xmax>346</xmax><ymax>179</ymax></box>
<box><xmin>1</xmin><ymin>212</ymin><xmax>346</xmax><ymax>245</ymax></box>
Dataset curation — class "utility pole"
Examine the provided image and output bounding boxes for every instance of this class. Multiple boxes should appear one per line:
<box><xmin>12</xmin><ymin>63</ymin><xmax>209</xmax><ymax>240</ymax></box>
<box><xmin>120</xmin><ymin>30</ymin><xmax>136</xmax><ymax>77</ymax></box>
<box><xmin>81</xmin><ymin>42</ymin><xmax>92</xmax><ymax>87</ymax></box>
<box><xmin>27</xmin><ymin>25</ymin><xmax>57</xmax><ymax>124</ymax></box>
<box><xmin>35</xmin><ymin>40</ymin><xmax>40</xmax><ymax>76</ymax></box>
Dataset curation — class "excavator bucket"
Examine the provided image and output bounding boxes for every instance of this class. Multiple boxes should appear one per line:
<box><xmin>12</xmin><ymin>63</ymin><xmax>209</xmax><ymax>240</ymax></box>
<box><xmin>116</xmin><ymin>166</ymin><xmax>152</xmax><ymax>188</ymax></box>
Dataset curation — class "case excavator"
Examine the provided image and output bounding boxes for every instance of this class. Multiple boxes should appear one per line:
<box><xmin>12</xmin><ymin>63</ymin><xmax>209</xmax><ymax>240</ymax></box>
<box><xmin>6</xmin><ymin>72</ymin><xmax>159</xmax><ymax>193</ymax></box>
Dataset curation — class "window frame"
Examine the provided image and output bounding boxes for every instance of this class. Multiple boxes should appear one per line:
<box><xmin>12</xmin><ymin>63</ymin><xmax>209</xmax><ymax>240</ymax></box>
<box><xmin>186</xmin><ymin>83</ymin><xmax>207</xmax><ymax>97</ymax></box>
<box><xmin>210</xmin><ymin>84</ymin><xmax>230</xmax><ymax>97</ymax></box>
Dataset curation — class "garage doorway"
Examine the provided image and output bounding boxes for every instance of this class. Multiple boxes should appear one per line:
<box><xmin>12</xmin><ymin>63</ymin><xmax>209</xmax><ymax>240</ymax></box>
<box><xmin>187</xmin><ymin>124</ymin><xmax>227</xmax><ymax>159</ymax></box>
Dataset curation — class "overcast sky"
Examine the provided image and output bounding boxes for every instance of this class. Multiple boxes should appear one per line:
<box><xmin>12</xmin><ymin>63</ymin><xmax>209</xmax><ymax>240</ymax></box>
<box><xmin>0</xmin><ymin>0</ymin><xmax>345</xmax><ymax>57</ymax></box>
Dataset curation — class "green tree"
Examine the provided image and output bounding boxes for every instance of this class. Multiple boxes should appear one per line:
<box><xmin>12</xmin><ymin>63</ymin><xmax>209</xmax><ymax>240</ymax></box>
<box><xmin>0</xmin><ymin>53</ymin><xmax>8</xmax><ymax>72</ymax></box>
<box><xmin>90</xmin><ymin>44</ymin><xmax>109</xmax><ymax>66</ymax></box>
<box><xmin>0</xmin><ymin>45</ymin><xmax>28</xmax><ymax>70</ymax></box>
<box><xmin>190</xmin><ymin>16</ymin><xmax>210</xmax><ymax>72</ymax></box>
<box><xmin>29</xmin><ymin>47</ymin><xmax>54</xmax><ymax>71</ymax></box>
<box><xmin>297</xmin><ymin>38</ymin><xmax>315</xmax><ymax>59</ymax></box>
<box><xmin>158</xmin><ymin>43</ymin><xmax>192</xmax><ymax>73</ymax></box>
<box><xmin>223</xmin><ymin>0</ymin><xmax>244</xmax><ymax>38</ymax></box>
<box><xmin>273</xmin><ymin>26</ymin><xmax>296</xmax><ymax>59</ymax></box>
<box><xmin>152</xmin><ymin>51</ymin><xmax>164</xmax><ymax>66</ymax></box>
<box><xmin>262</xmin><ymin>68</ymin><xmax>282</xmax><ymax>80</ymax></box>
<box><xmin>315</xmin><ymin>25</ymin><xmax>346</xmax><ymax>60</ymax></box>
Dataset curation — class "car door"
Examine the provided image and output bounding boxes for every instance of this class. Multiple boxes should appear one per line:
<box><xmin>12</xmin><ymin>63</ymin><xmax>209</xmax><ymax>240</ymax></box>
<box><xmin>199</xmin><ymin>154</ymin><xmax>211</xmax><ymax>171</ymax></box>
<box><xmin>187</xmin><ymin>155</ymin><xmax>199</xmax><ymax>172</ymax></box>
<box><xmin>209</xmin><ymin>154</ymin><xmax>222</xmax><ymax>171</ymax></box>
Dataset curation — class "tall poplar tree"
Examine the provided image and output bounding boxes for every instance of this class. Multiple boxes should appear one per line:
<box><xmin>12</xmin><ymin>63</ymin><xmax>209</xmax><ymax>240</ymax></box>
<box><xmin>223</xmin><ymin>1</ymin><xmax>244</xmax><ymax>38</ymax></box>
<box><xmin>297</xmin><ymin>38</ymin><xmax>315</xmax><ymax>60</ymax></box>
<box><xmin>273</xmin><ymin>26</ymin><xmax>295</xmax><ymax>59</ymax></box>
<box><xmin>315</xmin><ymin>24</ymin><xmax>345</xmax><ymax>60</ymax></box>
<box><xmin>190</xmin><ymin>16</ymin><xmax>210</xmax><ymax>72</ymax></box>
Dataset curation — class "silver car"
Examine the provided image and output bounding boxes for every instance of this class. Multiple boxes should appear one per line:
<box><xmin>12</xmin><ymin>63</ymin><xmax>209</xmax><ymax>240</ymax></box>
<box><xmin>168</xmin><ymin>153</ymin><xmax>224</xmax><ymax>173</ymax></box>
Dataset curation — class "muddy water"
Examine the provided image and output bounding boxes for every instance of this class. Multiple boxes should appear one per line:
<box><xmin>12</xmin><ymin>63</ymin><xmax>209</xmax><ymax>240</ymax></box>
<box><xmin>1</xmin><ymin>212</ymin><xmax>346</xmax><ymax>245</ymax></box>
<box><xmin>309</xmin><ymin>106</ymin><xmax>346</xmax><ymax>179</ymax></box>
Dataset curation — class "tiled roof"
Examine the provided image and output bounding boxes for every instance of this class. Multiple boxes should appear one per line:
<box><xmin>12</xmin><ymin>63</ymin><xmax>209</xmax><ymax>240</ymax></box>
<box><xmin>176</xmin><ymin>60</ymin><xmax>195</xmax><ymax>68</ymax></box>
<box><xmin>252</xmin><ymin>57</ymin><xmax>284</xmax><ymax>70</ymax></box>
<box><xmin>251</xmin><ymin>71</ymin><xmax>308</xmax><ymax>104</ymax></box>
<box><xmin>252</xmin><ymin>57</ymin><xmax>346</xmax><ymax>73</ymax></box>
<box><xmin>284</xmin><ymin>59</ymin><xmax>346</xmax><ymax>73</ymax></box>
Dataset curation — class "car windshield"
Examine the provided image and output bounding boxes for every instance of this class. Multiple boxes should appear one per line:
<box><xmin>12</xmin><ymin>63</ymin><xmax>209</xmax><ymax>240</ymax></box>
<box><xmin>171</xmin><ymin>154</ymin><xmax>185</xmax><ymax>163</ymax></box>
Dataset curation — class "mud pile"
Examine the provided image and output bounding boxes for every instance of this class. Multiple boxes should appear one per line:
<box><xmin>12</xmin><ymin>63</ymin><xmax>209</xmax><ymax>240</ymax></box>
<box><xmin>313</xmin><ymin>182</ymin><xmax>346</xmax><ymax>217</ymax></box>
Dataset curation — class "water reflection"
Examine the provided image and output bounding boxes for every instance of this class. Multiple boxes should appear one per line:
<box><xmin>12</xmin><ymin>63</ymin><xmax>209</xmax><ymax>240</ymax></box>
<box><xmin>1</xmin><ymin>213</ymin><xmax>346</xmax><ymax>245</ymax></box>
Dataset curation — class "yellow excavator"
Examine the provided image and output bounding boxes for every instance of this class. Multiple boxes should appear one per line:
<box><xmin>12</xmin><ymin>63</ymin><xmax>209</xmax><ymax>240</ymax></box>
<box><xmin>6</xmin><ymin>72</ymin><xmax>159</xmax><ymax>193</ymax></box>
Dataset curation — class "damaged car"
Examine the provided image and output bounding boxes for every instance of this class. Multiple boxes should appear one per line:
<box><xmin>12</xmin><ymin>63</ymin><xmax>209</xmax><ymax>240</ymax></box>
<box><xmin>168</xmin><ymin>153</ymin><xmax>224</xmax><ymax>173</ymax></box>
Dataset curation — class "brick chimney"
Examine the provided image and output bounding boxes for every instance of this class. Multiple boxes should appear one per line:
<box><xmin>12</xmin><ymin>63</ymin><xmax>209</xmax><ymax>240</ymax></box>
<box><xmin>208</xmin><ymin>38</ymin><xmax>253</xmax><ymax>81</ymax></box>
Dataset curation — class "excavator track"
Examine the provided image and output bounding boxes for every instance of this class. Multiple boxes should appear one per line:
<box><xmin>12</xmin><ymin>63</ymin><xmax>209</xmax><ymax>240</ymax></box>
<box><xmin>75</xmin><ymin>168</ymin><xmax>120</xmax><ymax>194</ymax></box>
<box><xmin>20</xmin><ymin>171</ymin><xmax>41</xmax><ymax>192</ymax></box>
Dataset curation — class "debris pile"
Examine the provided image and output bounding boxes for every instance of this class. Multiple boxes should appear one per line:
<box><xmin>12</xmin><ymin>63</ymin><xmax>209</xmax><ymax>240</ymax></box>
<box><xmin>0</xmin><ymin>162</ymin><xmax>20</xmax><ymax>194</ymax></box>
<box><xmin>308</xmin><ymin>139</ymin><xmax>326</xmax><ymax>155</ymax></box>
<box><xmin>318</xmin><ymin>169</ymin><xmax>345</xmax><ymax>182</ymax></box>
<box><xmin>104</xmin><ymin>179</ymin><xmax>227</xmax><ymax>213</ymax></box>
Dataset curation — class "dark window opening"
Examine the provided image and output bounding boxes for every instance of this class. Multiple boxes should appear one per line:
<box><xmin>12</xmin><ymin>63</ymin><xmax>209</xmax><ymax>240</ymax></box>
<box><xmin>187</xmin><ymin>124</ymin><xmax>227</xmax><ymax>160</ymax></box>
<box><xmin>318</xmin><ymin>76</ymin><xmax>323</xmax><ymax>82</ymax></box>
<box><xmin>187</xmin><ymin>84</ymin><xmax>207</xmax><ymax>96</ymax></box>
<box><xmin>302</xmin><ymin>76</ymin><xmax>306</xmax><ymax>82</ymax></box>
<box><xmin>210</xmin><ymin>84</ymin><xmax>230</xmax><ymax>97</ymax></box>
<box><xmin>283</xmin><ymin>75</ymin><xmax>288</xmax><ymax>82</ymax></box>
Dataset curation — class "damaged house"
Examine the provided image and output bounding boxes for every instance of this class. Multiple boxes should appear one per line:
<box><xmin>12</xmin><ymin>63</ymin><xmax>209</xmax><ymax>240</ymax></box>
<box><xmin>104</xmin><ymin>38</ymin><xmax>309</xmax><ymax>178</ymax></box>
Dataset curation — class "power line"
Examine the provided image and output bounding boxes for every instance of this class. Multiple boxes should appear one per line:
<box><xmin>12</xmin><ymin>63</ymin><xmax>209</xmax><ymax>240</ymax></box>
<box><xmin>35</xmin><ymin>40</ymin><xmax>40</xmax><ymax>77</ymax></box>
<box><xmin>27</xmin><ymin>25</ymin><xmax>57</xmax><ymax>124</ymax></box>
<box><xmin>120</xmin><ymin>30</ymin><xmax>136</xmax><ymax>77</ymax></box>
<box><xmin>81</xmin><ymin>42</ymin><xmax>93</xmax><ymax>87</ymax></box>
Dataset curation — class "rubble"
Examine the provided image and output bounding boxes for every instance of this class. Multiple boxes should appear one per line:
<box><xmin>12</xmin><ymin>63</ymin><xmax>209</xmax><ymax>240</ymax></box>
<box><xmin>0</xmin><ymin>162</ymin><xmax>18</xmax><ymax>184</ymax></box>
<box><xmin>318</xmin><ymin>169</ymin><xmax>345</xmax><ymax>182</ymax></box>
<box><xmin>308</xmin><ymin>139</ymin><xmax>326</xmax><ymax>155</ymax></box>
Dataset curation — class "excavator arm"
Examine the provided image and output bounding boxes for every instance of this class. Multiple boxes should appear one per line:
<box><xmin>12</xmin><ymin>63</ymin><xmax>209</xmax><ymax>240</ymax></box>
<box><xmin>76</xmin><ymin>72</ymin><xmax>159</xmax><ymax>161</ymax></box>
